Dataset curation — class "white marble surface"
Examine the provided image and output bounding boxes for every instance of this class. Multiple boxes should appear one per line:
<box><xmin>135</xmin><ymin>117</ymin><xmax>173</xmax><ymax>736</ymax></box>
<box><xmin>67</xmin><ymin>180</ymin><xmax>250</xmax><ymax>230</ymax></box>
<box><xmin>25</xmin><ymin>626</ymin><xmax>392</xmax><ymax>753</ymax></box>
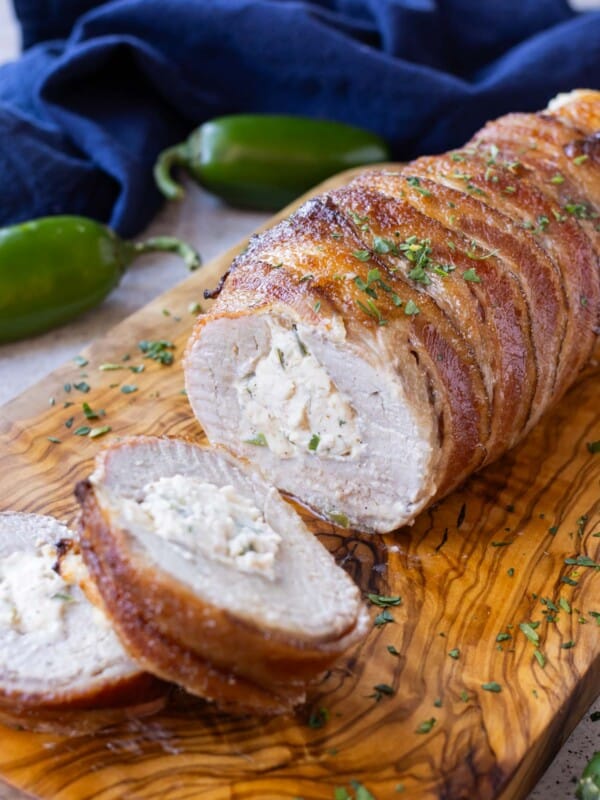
<box><xmin>0</xmin><ymin>1</ymin><xmax>598</xmax><ymax>798</ymax></box>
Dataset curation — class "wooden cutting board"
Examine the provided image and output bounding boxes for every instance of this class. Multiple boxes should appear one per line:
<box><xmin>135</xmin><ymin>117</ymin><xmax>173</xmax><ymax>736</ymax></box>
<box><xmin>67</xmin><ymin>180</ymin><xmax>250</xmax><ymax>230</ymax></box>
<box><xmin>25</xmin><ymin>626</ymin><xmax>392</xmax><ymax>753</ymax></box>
<box><xmin>0</xmin><ymin>167</ymin><xmax>598</xmax><ymax>800</ymax></box>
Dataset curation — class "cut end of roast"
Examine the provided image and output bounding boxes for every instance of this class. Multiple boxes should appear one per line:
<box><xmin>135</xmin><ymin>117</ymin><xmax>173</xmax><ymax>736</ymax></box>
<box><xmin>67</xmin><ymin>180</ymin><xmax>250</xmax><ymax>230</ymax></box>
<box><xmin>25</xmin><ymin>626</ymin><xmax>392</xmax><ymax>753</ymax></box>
<box><xmin>185</xmin><ymin>309</ymin><xmax>437</xmax><ymax>533</ymax></box>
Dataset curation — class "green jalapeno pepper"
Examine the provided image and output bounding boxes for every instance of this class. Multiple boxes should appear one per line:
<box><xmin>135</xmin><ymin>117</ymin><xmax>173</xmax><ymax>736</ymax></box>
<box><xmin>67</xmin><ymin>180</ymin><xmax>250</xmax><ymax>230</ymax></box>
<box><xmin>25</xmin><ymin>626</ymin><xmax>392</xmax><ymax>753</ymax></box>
<box><xmin>0</xmin><ymin>216</ymin><xmax>201</xmax><ymax>344</ymax></box>
<box><xmin>577</xmin><ymin>751</ymin><xmax>600</xmax><ymax>799</ymax></box>
<box><xmin>154</xmin><ymin>114</ymin><xmax>390</xmax><ymax>210</ymax></box>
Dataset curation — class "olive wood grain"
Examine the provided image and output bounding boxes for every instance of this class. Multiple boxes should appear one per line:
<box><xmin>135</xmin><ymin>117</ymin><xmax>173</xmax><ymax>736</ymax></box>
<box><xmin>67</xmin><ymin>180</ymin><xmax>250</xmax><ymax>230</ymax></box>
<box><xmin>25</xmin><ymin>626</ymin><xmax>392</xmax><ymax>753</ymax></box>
<box><xmin>0</xmin><ymin>166</ymin><xmax>598</xmax><ymax>800</ymax></box>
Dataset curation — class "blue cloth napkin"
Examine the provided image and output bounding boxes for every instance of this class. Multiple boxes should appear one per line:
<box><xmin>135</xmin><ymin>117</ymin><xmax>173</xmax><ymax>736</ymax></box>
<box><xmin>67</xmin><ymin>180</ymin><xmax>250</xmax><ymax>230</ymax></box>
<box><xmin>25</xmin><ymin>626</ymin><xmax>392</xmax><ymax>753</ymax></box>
<box><xmin>1</xmin><ymin>0</ymin><xmax>599</xmax><ymax>236</ymax></box>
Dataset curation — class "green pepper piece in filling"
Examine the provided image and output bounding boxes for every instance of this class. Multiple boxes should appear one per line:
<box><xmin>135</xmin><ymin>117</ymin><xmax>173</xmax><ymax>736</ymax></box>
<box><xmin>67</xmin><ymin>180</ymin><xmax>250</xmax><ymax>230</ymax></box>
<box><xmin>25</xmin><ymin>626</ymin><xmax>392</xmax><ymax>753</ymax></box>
<box><xmin>0</xmin><ymin>216</ymin><xmax>201</xmax><ymax>343</ymax></box>
<box><xmin>154</xmin><ymin>114</ymin><xmax>390</xmax><ymax>210</ymax></box>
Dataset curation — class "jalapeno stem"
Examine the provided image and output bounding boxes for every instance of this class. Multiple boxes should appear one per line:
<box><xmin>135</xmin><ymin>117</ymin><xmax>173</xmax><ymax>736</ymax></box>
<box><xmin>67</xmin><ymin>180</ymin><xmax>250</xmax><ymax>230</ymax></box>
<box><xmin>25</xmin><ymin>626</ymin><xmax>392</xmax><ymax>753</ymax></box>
<box><xmin>132</xmin><ymin>236</ymin><xmax>202</xmax><ymax>271</ymax></box>
<box><xmin>154</xmin><ymin>144</ymin><xmax>191</xmax><ymax>201</ymax></box>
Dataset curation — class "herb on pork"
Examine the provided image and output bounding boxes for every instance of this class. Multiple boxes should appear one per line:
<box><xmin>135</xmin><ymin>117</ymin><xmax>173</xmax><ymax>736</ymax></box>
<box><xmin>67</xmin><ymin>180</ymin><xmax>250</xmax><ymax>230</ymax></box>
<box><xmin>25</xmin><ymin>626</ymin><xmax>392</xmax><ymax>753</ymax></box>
<box><xmin>329</xmin><ymin>512</ymin><xmax>349</xmax><ymax>528</ymax></box>
<box><xmin>353</xmin><ymin>249</ymin><xmax>371</xmax><ymax>262</ymax></box>
<box><xmin>551</xmin><ymin>173</ymin><xmax>565</xmax><ymax>185</ymax></box>
<box><xmin>244</xmin><ymin>433</ymin><xmax>268</xmax><ymax>447</ymax></box>
<box><xmin>356</xmin><ymin>299</ymin><xmax>387</xmax><ymax>326</ymax></box>
<box><xmin>308</xmin><ymin>434</ymin><xmax>320</xmax><ymax>452</ymax></box>
<box><xmin>564</xmin><ymin>202</ymin><xmax>597</xmax><ymax>220</ymax></box>
<box><xmin>448</xmin><ymin>648</ymin><xmax>460</xmax><ymax>659</ymax></box>
<box><xmin>462</xmin><ymin>268</ymin><xmax>481</xmax><ymax>283</ymax></box>
<box><xmin>587</xmin><ymin>441</ymin><xmax>600</xmax><ymax>454</ymax></box>
<box><xmin>406</xmin><ymin>176</ymin><xmax>431</xmax><ymax>196</ymax></box>
<box><xmin>121</xmin><ymin>385</ymin><xmax>138</xmax><ymax>394</ymax></box>
<box><xmin>404</xmin><ymin>299</ymin><xmax>420</xmax><ymax>316</ymax></box>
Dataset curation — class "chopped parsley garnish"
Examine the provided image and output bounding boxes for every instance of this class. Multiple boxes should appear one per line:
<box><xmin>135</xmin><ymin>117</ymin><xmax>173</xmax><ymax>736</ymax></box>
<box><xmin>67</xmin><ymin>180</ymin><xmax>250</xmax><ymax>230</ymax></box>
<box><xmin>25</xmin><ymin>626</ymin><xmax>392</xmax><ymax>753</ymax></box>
<box><xmin>481</xmin><ymin>682</ymin><xmax>502</xmax><ymax>693</ymax></box>
<box><xmin>121</xmin><ymin>385</ymin><xmax>138</xmax><ymax>394</ymax></box>
<box><xmin>82</xmin><ymin>402</ymin><xmax>103</xmax><ymax>419</ymax></box>
<box><xmin>74</xmin><ymin>356</ymin><xmax>88</xmax><ymax>367</ymax></box>
<box><xmin>52</xmin><ymin>592</ymin><xmax>74</xmax><ymax>602</ymax></box>
<box><xmin>313</xmin><ymin>300</ymin><xmax>321</xmax><ymax>313</ymax></box>
<box><xmin>561</xmin><ymin>641</ymin><xmax>575</xmax><ymax>649</ymax></box>
<box><xmin>73</xmin><ymin>426</ymin><xmax>91</xmax><ymax>436</ymax></box>
<box><xmin>448</xmin><ymin>648</ymin><xmax>460</xmax><ymax>659</ymax></box>
<box><xmin>415</xmin><ymin>717</ymin><xmax>436</xmax><ymax>734</ymax></box>
<box><xmin>47</xmin><ymin>436</ymin><xmax>61</xmax><ymax>444</ymax></box>
<box><xmin>395</xmin><ymin>236</ymin><xmax>453</xmax><ymax>284</ymax></box>
<box><xmin>507</xmin><ymin>567</ymin><xmax>515</xmax><ymax>577</ymax></box>
<box><xmin>491</xmin><ymin>540</ymin><xmax>510</xmax><ymax>547</ymax></box>
<box><xmin>367</xmin><ymin>593</ymin><xmax>402</xmax><ymax>607</ymax></box>
<box><xmin>370</xmin><ymin>683</ymin><xmax>395</xmax><ymax>701</ymax></box>
<box><xmin>564</xmin><ymin>555</ymin><xmax>599</xmax><ymax>568</ymax></box>
<box><xmin>387</xmin><ymin>645</ymin><xmax>400</xmax><ymax>656</ymax></box>
<box><xmin>573</xmin><ymin>154</ymin><xmax>589</xmax><ymax>166</ymax></box>
<box><xmin>99</xmin><ymin>363</ymin><xmax>123</xmax><ymax>371</ymax></box>
<box><xmin>520</xmin><ymin>622</ymin><xmax>540</xmax><ymax>645</ymax></box>
<box><xmin>374</xmin><ymin>608</ymin><xmax>395</xmax><ymax>627</ymax></box>
<box><xmin>559</xmin><ymin>597</ymin><xmax>572</xmax><ymax>614</ymax></box>
<box><xmin>348</xmin><ymin>210</ymin><xmax>370</xmax><ymax>230</ymax></box>
<box><xmin>89</xmin><ymin>425</ymin><xmax>111</xmax><ymax>439</ymax></box>
<box><xmin>463</xmin><ymin>267</ymin><xmax>481</xmax><ymax>283</ymax></box>
<box><xmin>533</xmin><ymin>649</ymin><xmax>546</xmax><ymax>668</ymax></box>
<box><xmin>373</xmin><ymin>236</ymin><xmax>398</xmax><ymax>255</ymax></box>
<box><xmin>466</xmin><ymin>242</ymin><xmax>498</xmax><ymax>260</ymax></box>
<box><xmin>308</xmin><ymin>434</ymin><xmax>320</xmax><ymax>451</ymax></box>
<box><xmin>299</xmin><ymin>273</ymin><xmax>314</xmax><ymax>283</ymax></box>
<box><xmin>73</xmin><ymin>381</ymin><xmax>90</xmax><ymax>393</ymax></box>
<box><xmin>587</xmin><ymin>441</ymin><xmax>600</xmax><ymax>454</ymax></box>
<box><xmin>244</xmin><ymin>433</ymin><xmax>268</xmax><ymax>447</ymax></box>
<box><xmin>139</xmin><ymin>339</ymin><xmax>175</xmax><ymax>365</ymax></box>
<box><xmin>404</xmin><ymin>299</ymin><xmax>420</xmax><ymax>316</ymax></box>
<box><xmin>356</xmin><ymin>299</ymin><xmax>387</xmax><ymax>326</ymax></box>
<box><xmin>406</xmin><ymin>176</ymin><xmax>432</xmax><ymax>196</ymax></box>
<box><xmin>188</xmin><ymin>301</ymin><xmax>203</xmax><ymax>315</ymax></box>
<box><xmin>564</xmin><ymin>202</ymin><xmax>597</xmax><ymax>220</ymax></box>
<box><xmin>292</xmin><ymin>324</ymin><xmax>308</xmax><ymax>356</ymax></box>
<box><xmin>496</xmin><ymin>632</ymin><xmax>511</xmax><ymax>642</ymax></box>
<box><xmin>307</xmin><ymin>707</ymin><xmax>329</xmax><ymax>729</ymax></box>
<box><xmin>550</xmin><ymin>173</ymin><xmax>565</xmax><ymax>185</ymax></box>
<box><xmin>353</xmin><ymin>249</ymin><xmax>371</xmax><ymax>262</ymax></box>
<box><xmin>562</xmin><ymin>576</ymin><xmax>578</xmax><ymax>586</ymax></box>
<box><xmin>329</xmin><ymin>512</ymin><xmax>350</xmax><ymax>528</ymax></box>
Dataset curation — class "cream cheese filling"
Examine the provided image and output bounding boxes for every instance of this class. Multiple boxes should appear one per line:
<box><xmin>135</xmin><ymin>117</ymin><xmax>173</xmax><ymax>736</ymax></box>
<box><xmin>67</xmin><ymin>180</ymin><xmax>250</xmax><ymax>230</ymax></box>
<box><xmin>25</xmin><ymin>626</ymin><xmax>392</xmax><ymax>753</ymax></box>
<box><xmin>122</xmin><ymin>475</ymin><xmax>281</xmax><ymax>580</ymax></box>
<box><xmin>236</xmin><ymin>319</ymin><xmax>363</xmax><ymax>459</ymax></box>
<box><xmin>0</xmin><ymin>544</ymin><xmax>72</xmax><ymax>637</ymax></box>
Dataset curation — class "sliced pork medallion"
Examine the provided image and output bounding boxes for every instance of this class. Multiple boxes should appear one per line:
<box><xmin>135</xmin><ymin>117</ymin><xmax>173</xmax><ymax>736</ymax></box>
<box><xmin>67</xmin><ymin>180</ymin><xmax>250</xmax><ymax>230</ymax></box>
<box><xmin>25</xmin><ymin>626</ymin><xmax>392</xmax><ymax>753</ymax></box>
<box><xmin>76</xmin><ymin>436</ymin><xmax>369</xmax><ymax>715</ymax></box>
<box><xmin>0</xmin><ymin>512</ymin><xmax>165</xmax><ymax>731</ymax></box>
<box><xmin>185</xmin><ymin>90</ymin><xmax>600</xmax><ymax>534</ymax></box>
